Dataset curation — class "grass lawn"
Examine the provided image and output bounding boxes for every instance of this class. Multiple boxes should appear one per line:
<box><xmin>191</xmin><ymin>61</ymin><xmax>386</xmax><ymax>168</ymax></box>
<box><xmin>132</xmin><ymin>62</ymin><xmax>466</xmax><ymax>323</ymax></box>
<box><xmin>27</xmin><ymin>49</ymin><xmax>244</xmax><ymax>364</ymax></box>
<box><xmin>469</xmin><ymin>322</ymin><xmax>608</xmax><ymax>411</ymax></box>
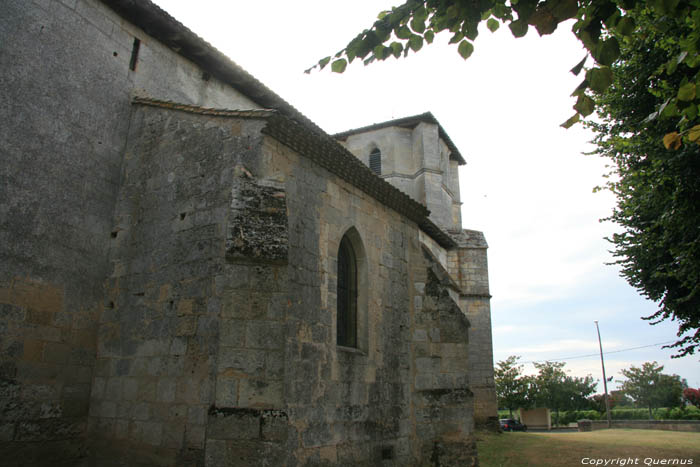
<box><xmin>476</xmin><ymin>429</ymin><xmax>700</xmax><ymax>467</ymax></box>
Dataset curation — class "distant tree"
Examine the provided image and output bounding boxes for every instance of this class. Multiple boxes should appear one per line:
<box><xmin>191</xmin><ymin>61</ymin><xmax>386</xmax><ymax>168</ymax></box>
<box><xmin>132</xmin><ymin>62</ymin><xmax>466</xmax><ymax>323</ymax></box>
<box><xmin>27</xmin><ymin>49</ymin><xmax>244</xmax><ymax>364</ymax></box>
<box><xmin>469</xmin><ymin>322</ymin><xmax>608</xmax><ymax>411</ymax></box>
<box><xmin>494</xmin><ymin>355</ymin><xmax>531</xmax><ymax>418</ymax></box>
<box><xmin>531</xmin><ymin>361</ymin><xmax>597</xmax><ymax>426</ymax></box>
<box><xmin>589</xmin><ymin>393</ymin><xmax>618</xmax><ymax>413</ymax></box>
<box><xmin>619</xmin><ymin>361</ymin><xmax>685</xmax><ymax>419</ymax></box>
<box><xmin>683</xmin><ymin>388</ymin><xmax>700</xmax><ymax>407</ymax></box>
<box><xmin>610</xmin><ymin>390</ymin><xmax>634</xmax><ymax>408</ymax></box>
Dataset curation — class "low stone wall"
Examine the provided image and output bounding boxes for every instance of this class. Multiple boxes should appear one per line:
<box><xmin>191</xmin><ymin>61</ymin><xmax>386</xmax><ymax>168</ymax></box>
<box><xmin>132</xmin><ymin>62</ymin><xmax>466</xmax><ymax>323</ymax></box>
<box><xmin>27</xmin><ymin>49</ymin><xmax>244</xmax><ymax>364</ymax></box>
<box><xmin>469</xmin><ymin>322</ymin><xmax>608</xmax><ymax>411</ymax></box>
<box><xmin>578</xmin><ymin>419</ymin><xmax>700</xmax><ymax>433</ymax></box>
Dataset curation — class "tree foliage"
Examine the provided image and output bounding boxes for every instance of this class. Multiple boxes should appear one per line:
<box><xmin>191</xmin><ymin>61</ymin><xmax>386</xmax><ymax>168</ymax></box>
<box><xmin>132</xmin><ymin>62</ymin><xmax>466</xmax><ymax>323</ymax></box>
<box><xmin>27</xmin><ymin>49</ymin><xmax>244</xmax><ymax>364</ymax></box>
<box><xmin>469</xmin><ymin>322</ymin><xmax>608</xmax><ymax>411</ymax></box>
<box><xmin>587</xmin><ymin>7</ymin><xmax>700</xmax><ymax>357</ymax></box>
<box><xmin>530</xmin><ymin>361</ymin><xmax>597</xmax><ymax>425</ymax></box>
<box><xmin>610</xmin><ymin>389</ymin><xmax>634</xmax><ymax>407</ymax></box>
<box><xmin>494</xmin><ymin>355</ymin><xmax>532</xmax><ymax>417</ymax></box>
<box><xmin>589</xmin><ymin>392</ymin><xmax>618</xmax><ymax>412</ymax></box>
<box><xmin>618</xmin><ymin>361</ymin><xmax>685</xmax><ymax>419</ymax></box>
<box><xmin>309</xmin><ymin>0</ymin><xmax>700</xmax><ymax>143</ymax></box>
<box><xmin>684</xmin><ymin>387</ymin><xmax>700</xmax><ymax>407</ymax></box>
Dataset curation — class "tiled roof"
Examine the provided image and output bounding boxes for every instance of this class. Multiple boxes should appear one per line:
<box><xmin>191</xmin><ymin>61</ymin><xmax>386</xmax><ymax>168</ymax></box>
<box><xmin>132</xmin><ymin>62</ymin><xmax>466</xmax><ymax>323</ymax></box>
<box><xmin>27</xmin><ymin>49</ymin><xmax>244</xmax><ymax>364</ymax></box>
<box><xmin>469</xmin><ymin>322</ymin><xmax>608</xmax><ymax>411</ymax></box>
<box><xmin>132</xmin><ymin>97</ymin><xmax>458</xmax><ymax>249</ymax></box>
<box><xmin>333</xmin><ymin>113</ymin><xmax>466</xmax><ymax>165</ymax></box>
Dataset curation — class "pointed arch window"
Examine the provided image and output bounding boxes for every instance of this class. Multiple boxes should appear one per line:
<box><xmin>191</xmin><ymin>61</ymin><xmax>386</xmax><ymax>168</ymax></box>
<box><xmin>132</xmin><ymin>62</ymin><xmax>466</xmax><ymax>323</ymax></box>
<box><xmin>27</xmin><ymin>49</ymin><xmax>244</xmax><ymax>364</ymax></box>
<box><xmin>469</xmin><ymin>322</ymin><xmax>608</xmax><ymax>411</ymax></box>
<box><xmin>369</xmin><ymin>148</ymin><xmax>382</xmax><ymax>175</ymax></box>
<box><xmin>337</xmin><ymin>235</ymin><xmax>357</xmax><ymax>347</ymax></box>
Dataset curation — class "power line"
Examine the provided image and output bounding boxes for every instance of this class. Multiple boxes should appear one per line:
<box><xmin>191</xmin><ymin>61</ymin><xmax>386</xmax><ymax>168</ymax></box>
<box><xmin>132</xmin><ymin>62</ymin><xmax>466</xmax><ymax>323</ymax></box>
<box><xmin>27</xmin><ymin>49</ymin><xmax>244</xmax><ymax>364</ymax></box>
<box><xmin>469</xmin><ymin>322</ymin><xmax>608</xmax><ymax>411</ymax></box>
<box><xmin>519</xmin><ymin>340</ymin><xmax>677</xmax><ymax>365</ymax></box>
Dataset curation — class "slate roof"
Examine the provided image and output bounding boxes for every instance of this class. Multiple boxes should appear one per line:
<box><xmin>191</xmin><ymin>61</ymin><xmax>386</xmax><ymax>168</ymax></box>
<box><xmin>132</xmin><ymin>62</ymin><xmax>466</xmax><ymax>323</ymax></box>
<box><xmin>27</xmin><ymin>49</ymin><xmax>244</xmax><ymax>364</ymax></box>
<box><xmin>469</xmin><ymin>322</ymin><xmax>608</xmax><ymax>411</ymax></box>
<box><xmin>334</xmin><ymin>113</ymin><xmax>466</xmax><ymax>165</ymax></box>
<box><xmin>132</xmin><ymin>97</ymin><xmax>458</xmax><ymax>249</ymax></box>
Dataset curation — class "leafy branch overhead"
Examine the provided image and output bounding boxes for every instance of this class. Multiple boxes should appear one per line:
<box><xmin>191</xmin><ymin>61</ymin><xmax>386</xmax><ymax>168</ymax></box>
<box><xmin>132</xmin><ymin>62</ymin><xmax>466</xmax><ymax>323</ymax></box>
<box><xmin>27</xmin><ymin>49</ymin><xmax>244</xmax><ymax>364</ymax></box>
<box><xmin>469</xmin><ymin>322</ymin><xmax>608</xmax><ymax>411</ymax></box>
<box><xmin>587</xmin><ymin>6</ymin><xmax>700</xmax><ymax>357</ymax></box>
<box><xmin>308</xmin><ymin>0</ymin><xmax>700</xmax><ymax>147</ymax></box>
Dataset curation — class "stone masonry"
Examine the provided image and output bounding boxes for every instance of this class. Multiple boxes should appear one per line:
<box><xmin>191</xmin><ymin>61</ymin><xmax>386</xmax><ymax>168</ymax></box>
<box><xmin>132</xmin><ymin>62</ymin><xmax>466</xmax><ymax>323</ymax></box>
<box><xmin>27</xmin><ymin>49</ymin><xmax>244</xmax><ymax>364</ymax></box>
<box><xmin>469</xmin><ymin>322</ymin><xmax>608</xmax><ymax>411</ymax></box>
<box><xmin>1</xmin><ymin>0</ymin><xmax>497</xmax><ymax>465</ymax></box>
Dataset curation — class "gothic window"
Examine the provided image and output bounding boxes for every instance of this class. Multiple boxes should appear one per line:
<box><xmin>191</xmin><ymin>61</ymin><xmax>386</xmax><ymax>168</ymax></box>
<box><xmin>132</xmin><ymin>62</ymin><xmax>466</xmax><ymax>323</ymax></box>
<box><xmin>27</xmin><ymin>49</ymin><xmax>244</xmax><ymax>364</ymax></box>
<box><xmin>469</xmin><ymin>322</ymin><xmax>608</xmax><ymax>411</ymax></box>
<box><xmin>369</xmin><ymin>148</ymin><xmax>381</xmax><ymax>175</ymax></box>
<box><xmin>337</xmin><ymin>235</ymin><xmax>357</xmax><ymax>347</ymax></box>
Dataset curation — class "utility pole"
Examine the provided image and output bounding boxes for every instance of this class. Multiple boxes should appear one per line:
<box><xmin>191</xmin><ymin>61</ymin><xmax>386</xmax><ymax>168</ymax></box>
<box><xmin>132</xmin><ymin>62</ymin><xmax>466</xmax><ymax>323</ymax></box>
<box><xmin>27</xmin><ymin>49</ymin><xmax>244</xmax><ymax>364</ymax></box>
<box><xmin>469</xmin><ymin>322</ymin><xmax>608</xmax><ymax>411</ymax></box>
<box><xmin>594</xmin><ymin>320</ymin><xmax>612</xmax><ymax>428</ymax></box>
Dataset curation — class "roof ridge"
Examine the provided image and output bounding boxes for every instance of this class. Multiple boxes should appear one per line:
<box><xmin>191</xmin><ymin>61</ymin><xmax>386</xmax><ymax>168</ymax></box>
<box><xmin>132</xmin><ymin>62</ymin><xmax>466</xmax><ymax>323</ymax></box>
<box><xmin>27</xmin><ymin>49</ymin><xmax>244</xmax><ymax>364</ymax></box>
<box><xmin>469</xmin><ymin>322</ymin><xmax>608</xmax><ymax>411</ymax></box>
<box><xmin>333</xmin><ymin>112</ymin><xmax>466</xmax><ymax>165</ymax></box>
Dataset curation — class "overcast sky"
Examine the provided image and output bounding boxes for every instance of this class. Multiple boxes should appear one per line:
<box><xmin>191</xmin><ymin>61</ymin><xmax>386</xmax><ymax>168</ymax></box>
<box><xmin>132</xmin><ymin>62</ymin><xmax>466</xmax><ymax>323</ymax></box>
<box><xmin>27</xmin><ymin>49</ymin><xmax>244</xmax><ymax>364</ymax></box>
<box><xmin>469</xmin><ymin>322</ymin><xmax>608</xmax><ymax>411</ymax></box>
<box><xmin>151</xmin><ymin>0</ymin><xmax>698</xmax><ymax>391</ymax></box>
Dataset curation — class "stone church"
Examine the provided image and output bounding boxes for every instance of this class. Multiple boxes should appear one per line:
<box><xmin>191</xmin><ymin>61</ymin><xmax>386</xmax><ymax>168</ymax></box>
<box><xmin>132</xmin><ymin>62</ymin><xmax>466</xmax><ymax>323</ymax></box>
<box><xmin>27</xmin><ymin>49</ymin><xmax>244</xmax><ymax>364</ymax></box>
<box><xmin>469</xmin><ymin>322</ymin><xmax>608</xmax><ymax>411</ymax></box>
<box><xmin>0</xmin><ymin>0</ymin><xmax>497</xmax><ymax>465</ymax></box>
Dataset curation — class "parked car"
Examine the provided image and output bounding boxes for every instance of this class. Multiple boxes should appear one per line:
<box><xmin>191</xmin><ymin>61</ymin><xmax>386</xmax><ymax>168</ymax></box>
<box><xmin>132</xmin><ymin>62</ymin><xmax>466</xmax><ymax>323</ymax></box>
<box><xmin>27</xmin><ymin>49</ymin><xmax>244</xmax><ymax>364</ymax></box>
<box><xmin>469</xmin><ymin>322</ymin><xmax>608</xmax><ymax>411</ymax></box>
<box><xmin>499</xmin><ymin>418</ymin><xmax>527</xmax><ymax>432</ymax></box>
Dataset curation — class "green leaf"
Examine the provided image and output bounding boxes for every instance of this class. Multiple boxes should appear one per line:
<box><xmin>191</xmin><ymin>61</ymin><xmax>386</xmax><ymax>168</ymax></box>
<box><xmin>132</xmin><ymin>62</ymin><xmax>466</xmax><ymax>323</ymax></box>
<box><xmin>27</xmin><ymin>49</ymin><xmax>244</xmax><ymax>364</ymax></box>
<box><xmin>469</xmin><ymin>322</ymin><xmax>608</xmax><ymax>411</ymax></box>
<box><xmin>682</xmin><ymin>103</ymin><xmax>698</xmax><ymax>120</ymax></box>
<box><xmin>487</xmin><ymin>18</ymin><xmax>500</xmax><ymax>32</ymax></box>
<box><xmin>458</xmin><ymin>40</ymin><xmax>474</xmax><ymax>59</ymax></box>
<box><xmin>657</xmin><ymin>0</ymin><xmax>681</xmax><ymax>15</ymax></box>
<box><xmin>551</xmin><ymin>0</ymin><xmax>579</xmax><ymax>20</ymax></box>
<box><xmin>410</xmin><ymin>17</ymin><xmax>426</xmax><ymax>34</ymax></box>
<box><xmin>374</xmin><ymin>22</ymin><xmax>391</xmax><ymax>43</ymax></box>
<box><xmin>509</xmin><ymin>19</ymin><xmax>529</xmax><ymax>38</ymax></box>
<box><xmin>678</xmin><ymin>83</ymin><xmax>696</xmax><ymax>101</ymax></box>
<box><xmin>449</xmin><ymin>32</ymin><xmax>464</xmax><ymax>44</ymax></box>
<box><xmin>561</xmin><ymin>113</ymin><xmax>581</xmax><ymax>129</ymax></box>
<box><xmin>408</xmin><ymin>35</ymin><xmax>423</xmax><ymax>52</ymax></box>
<box><xmin>414</xmin><ymin>5</ymin><xmax>428</xmax><ymax>22</ymax></box>
<box><xmin>595</xmin><ymin>38</ymin><xmax>621</xmax><ymax>66</ymax></box>
<box><xmin>660</xmin><ymin>100</ymin><xmax>678</xmax><ymax>118</ymax></box>
<box><xmin>587</xmin><ymin>67</ymin><xmax>613</xmax><ymax>93</ymax></box>
<box><xmin>318</xmin><ymin>56</ymin><xmax>331</xmax><ymax>70</ymax></box>
<box><xmin>331</xmin><ymin>59</ymin><xmax>347</xmax><ymax>73</ymax></box>
<box><xmin>348</xmin><ymin>36</ymin><xmax>371</xmax><ymax>60</ymax></box>
<box><xmin>667</xmin><ymin>58</ymin><xmax>679</xmax><ymax>75</ymax></box>
<box><xmin>424</xmin><ymin>30</ymin><xmax>435</xmax><ymax>44</ymax></box>
<box><xmin>464</xmin><ymin>21</ymin><xmax>480</xmax><ymax>41</ymax></box>
<box><xmin>395</xmin><ymin>25</ymin><xmax>411</xmax><ymax>40</ymax></box>
<box><xmin>571</xmin><ymin>79</ymin><xmax>589</xmax><ymax>97</ymax></box>
<box><xmin>615</xmin><ymin>16</ymin><xmax>636</xmax><ymax>36</ymax></box>
<box><xmin>447</xmin><ymin>4</ymin><xmax>459</xmax><ymax>19</ymax></box>
<box><xmin>574</xmin><ymin>95</ymin><xmax>595</xmax><ymax>117</ymax></box>
<box><xmin>493</xmin><ymin>3</ymin><xmax>510</xmax><ymax>20</ymax></box>
<box><xmin>373</xmin><ymin>44</ymin><xmax>388</xmax><ymax>60</ymax></box>
<box><xmin>667</xmin><ymin>51</ymin><xmax>688</xmax><ymax>75</ymax></box>
<box><xmin>570</xmin><ymin>55</ymin><xmax>587</xmax><ymax>76</ymax></box>
<box><xmin>512</xmin><ymin>0</ymin><xmax>537</xmax><ymax>22</ymax></box>
<box><xmin>390</xmin><ymin>42</ymin><xmax>403</xmax><ymax>58</ymax></box>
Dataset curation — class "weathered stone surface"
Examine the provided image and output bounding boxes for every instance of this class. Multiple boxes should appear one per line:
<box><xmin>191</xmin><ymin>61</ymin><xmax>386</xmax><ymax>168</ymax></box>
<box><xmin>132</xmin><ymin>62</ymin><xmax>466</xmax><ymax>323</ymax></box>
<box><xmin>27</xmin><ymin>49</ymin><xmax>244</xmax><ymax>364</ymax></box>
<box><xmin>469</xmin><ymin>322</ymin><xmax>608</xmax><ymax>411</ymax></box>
<box><xmin>2</xmin><ymin>1</ymin><xmax>496</xmax><ymax>465</ymax></box>
<box><xmin>226</xmin><ymin>179</ymin><xmax>288</xmax><ymax>265</ymax></box>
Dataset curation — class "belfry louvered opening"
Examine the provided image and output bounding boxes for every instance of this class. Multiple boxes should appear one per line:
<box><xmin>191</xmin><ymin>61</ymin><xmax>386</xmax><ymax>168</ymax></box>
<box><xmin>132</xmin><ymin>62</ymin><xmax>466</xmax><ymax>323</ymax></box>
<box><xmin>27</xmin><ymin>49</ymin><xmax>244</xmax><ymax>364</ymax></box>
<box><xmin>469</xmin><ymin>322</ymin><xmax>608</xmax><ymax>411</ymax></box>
<box><xmin>369</xmin><ymin>147</ymin><xmax>381</xmax><ymax>175</ymax></box>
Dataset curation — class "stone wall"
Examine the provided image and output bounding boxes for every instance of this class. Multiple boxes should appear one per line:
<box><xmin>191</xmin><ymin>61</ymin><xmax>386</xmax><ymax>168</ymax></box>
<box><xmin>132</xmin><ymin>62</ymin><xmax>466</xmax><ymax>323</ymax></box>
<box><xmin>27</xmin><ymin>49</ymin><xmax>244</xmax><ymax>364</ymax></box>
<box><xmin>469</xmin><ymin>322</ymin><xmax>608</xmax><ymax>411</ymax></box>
<box><xmin>79</xmin><ymin>101</ymin><xmax>478</xmax><ymax>465</ymax></box>
<box><xmin>0</xmin><ymin>1</ymin><xmax>261</xmax><ymax>464</ymax></box>
<box><xmin>266</xmin><ymin>134</ymin><xmax>418</xmax><ymax>465</ymax></box>
<box><xmin>410</xmin><ymin>248</ymin><xmax>476</xmax><ymax>465</ymax></box>
<box><xmin>449</xmin><ymin>231</ymin><xmax>498</xmax><ymax>428</ymax></box>
<box><xmin>2</xmin><ymin>0</ymin><xmax>495</xmax><ymax>464</ymax></box>
<box><xmin>88</xmin><ymin>105</ymin><xmax>271</xmax><ymax>465</ymax></box>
